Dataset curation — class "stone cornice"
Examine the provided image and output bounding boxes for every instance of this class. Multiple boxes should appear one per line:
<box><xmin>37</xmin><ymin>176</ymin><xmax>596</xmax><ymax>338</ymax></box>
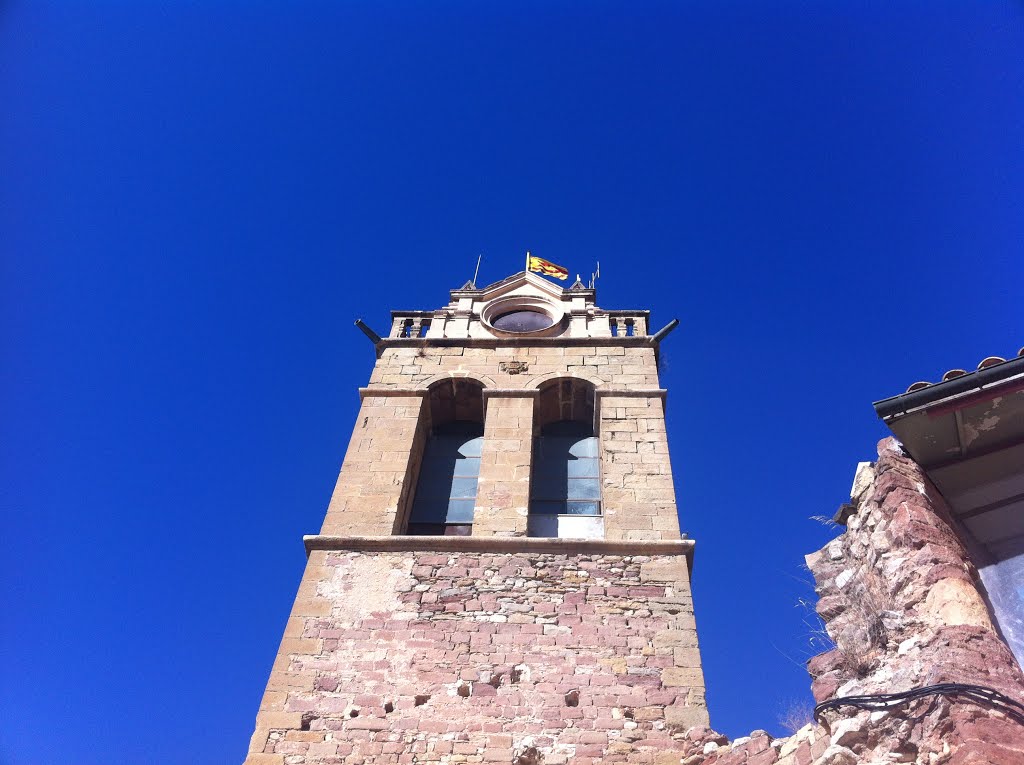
<box><xmin>595</xmin><ymin>388</ymin><xmax>667</xmax><ymax>398</ymax></box>
<box><xmin>303</xmin><ymin>534</ymin><xmax>695</xmax><ymax>562</ymax></box>
<box><xmin>359</xmin><ymin>386</ymin><xmax>666</xmax><ymax>399</ymax></box>
<box><xmin>377</xmin><ymin>336</ymin><xmax>654</xmax><ymax>349</ymax></box>
<box><xmin>358</xmin><ymin>387</ymin><xmax>430</xmax><ymax>399</ymax></box>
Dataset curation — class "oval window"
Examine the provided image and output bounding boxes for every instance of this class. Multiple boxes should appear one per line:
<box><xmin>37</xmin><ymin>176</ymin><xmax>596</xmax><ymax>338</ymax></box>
<box><xmin>491</xmin><ymin>310</ymin><xmax>554</xmax><ymax>333</ymax></box>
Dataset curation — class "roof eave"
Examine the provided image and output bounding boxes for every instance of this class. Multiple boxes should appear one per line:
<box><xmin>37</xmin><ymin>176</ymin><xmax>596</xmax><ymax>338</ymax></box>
<box><xmin>873</xmin><ymin>355</ymin><xmax>1024</xmax><ymax>422</ymax></box>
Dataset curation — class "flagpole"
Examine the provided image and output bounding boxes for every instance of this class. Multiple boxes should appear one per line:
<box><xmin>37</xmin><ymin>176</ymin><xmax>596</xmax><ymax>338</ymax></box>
<box><xmin>525</xmin><ymin>250</ymin><xmax>531</xmax><ymax>274</ymax></box>
<box><xmin>472</xmin><ymin>254</ymin><xmax>482</xmax><ymax>288</ymax></box>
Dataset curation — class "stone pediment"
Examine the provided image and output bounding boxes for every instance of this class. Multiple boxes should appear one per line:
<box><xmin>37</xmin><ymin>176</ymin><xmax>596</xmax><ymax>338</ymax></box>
<box><xmin>451</xmin><ymin>270</ymin><xmax>568</xmax><ymax>303</ymax></box>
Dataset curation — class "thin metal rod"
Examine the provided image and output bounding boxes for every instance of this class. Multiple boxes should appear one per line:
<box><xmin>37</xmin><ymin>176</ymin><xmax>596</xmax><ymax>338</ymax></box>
<box><xmin>472</xmin><ymin>254</ymin><xmax>482</xmax><ymax>287</ymax></box>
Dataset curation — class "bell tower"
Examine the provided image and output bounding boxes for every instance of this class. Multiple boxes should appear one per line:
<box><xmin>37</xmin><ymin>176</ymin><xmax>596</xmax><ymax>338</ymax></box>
<box><xmin>244</xmin><ymin>271</ymin><xmax>708</xmax><ymax>765</ymax></box>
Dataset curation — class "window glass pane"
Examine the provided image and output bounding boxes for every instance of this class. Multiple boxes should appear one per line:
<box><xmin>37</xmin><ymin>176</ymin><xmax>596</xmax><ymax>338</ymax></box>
<box><xmin>530</xmin><ymin>423</ymin><xmax>602</xmax><ymax>520</ymax></box>
<box><xmin>449</xmin><ymin>477</ymin><xmax>478</xmax><ymax>499</ymax></box>
<box><xmin>492</xmin><ymin>310</ymin><xmax>554</xmax><ymax>332</ymax></box>
<box><xmin>567</xmin><ymin>458</ymin><xmax>599</xmax><ymax>478</ymax></box>
<box><xmin>564</xmin><ymin>501</ymin><xmax>601</xmax><ymax>516</ymax></box>
<box><xmin>446</xmin><ymin>499</ymin><xmax>477</xmax><ymax>523</ymax></box>
<box><xmin>568</xmin><ymin>478</ymin><xmax>601</xmax><ymax>500</ymax></box>
<box><xmin>533</xmin><ymin>468</ymin><xmax>600</xmax><ymax>494</ymax></box>
<box><xmin>422</xmin><ymin>455</ymin><xmax>479</xmax><ymax>478</ymax></box>
<box><xmin>458</xmin><ymin>436</ymin><xmax>484</xmax><ymax>458</ymax></box>
<box><xmin>453</xmin><ymin>456</ymin><xmax>480</xmax><ymax>477</ymax></box>
<box><xmin>410</xmin><ymin>424</ymin><xmax>483</xmax><ymax>527</ymax></box>
<box><xmin>568</xmin><ymin>437</ymin><xmax>599</xmax><ymax>458</ymax></box>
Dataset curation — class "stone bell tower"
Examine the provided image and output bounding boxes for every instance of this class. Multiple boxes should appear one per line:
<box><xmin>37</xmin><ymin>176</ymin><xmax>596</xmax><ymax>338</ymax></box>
<box><xmin>244</xmin><ymin>271</ymin><xmax>708</xmax><ymax>765</ymax></box>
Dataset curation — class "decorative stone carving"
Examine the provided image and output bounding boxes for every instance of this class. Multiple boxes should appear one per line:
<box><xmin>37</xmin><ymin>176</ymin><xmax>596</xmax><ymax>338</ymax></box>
<box><xmin>499</xmin><ymin>361</ymin><xmax>530</xmax><ymax>375</ymax></box>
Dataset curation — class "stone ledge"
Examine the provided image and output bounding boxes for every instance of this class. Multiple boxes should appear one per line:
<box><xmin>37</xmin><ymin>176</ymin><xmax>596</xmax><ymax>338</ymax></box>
<box><xmin>358</xmin><ymin>387</ymin><xmax>430</xmax><ymax>399</ymax></box>
<box><xmin>595</xmin><ymin>388</ymin><xmax>667</xmax><ymax>399</ymax></box>
<box><xmin>303</xmin><ymin>534</ymin><xmax>695</xmax><ymax>560</ymax></box>
<box><xmin>360</xmin><ymin>385</ymin><xmax>667</xmax><ymax>399</ymax></box>
<box><xmin>378</xmin><ymin>336</ymin><xmax>655</xmax><ymax>349</ymax></box>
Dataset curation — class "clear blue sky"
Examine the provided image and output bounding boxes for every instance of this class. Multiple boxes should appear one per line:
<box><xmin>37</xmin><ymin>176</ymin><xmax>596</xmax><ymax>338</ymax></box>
<box><xmin>2</xmin><ymin>2</ymin><xmax>1022</xmax><ymax>763</ymax></box>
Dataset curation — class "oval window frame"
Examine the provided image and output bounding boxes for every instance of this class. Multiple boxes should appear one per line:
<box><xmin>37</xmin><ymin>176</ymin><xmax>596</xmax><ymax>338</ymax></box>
<box><xmin>481</xmin><ymin>296</ymin><xmax>566</xmax><ymax>337</ymax></box>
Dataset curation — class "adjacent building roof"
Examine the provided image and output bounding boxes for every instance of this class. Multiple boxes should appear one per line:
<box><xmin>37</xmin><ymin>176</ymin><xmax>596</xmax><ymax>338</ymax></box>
<box><xmin>873</xmin><ymin>348</ymin><xmax>1024</xmax><ymax>557</ymax></box>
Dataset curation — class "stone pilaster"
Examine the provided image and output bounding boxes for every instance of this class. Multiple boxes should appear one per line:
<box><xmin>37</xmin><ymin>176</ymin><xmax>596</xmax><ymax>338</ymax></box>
<box><xmin>598</xmin><ymin>390</ymin><xmax>681</xmax><ymax>541</ymax></box>
<box><xmin>319</xmin><ymin>390</ymin><xmax>427</xmax><ymax>536</ymax></box>
<box><xmin>472</xmin><ymin>390</ymin><xmax>537</xmax><ymax>537</ymax></box>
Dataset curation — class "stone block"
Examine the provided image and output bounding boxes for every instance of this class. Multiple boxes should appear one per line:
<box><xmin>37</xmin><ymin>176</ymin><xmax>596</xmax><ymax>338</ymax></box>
<box><xmin>243</xmin><ymin>755</ymin><xmax>285</xmax><ymax>765</ymax></box>
<box><xmin>256</xmin><ymin>711</ymin><xmax>303</xmax><ymax>729</ymax></box>
<box><xmin>664</xmin><ymin>704</ymin><xmax>710</xmax><ymax>730</ymax></box>
<box><xmin>641</xmin><ymin>559</ymin><xmax>689</xmax><ymax>584</ymax></box>
<box><xmin>673</xmin><ymin>648</ymin><xmax>702</xmax><ymax>667</ymax></box>
<box><xmin>290</xmin><ymin>598</ymin><xmax>333</xmax><ymax>618</ymax></box>
<box><xmin>661</xmin><ymin>667</ymin><xmax>704</xmax><ymax>687</ymax></box>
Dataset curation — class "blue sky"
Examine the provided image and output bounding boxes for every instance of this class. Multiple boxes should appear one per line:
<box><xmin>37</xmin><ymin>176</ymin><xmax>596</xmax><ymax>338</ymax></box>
<box><xmin>2</xmin><ymin>2</ymin><xmax>1022</xmax><ymax>763</ymax></box>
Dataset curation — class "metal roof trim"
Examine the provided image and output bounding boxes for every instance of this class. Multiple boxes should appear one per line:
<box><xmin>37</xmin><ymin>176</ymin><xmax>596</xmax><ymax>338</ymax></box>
<box><xmin>873</xmin><ymin>355</ymin><xmax>1024</xmax><ymax>422</ymax></box>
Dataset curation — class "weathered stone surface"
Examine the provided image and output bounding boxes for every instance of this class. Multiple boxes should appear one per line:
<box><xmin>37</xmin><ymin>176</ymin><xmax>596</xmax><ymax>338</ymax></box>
<box><xmin>665</xmin><ymin>704</ymin><xmax>711</xmax><ymax>730</ymax></box>
<box><xmin>248</xmin><ymin>275</ymin><xmax>711</xmax><ymax>763</ymax></box>
<box><xmin>921</xmin><ymin>576</ymin><xmax>994</xmax><ymax>630</ymax></box>
<box><xmin>249</xmin><ymin>550</ymin><xmax>703</xmax><ymax>763</ymax></box>
<box><xmin>661</xmin><ymin>437</ymin><xmax>1024</xmax><ymax>765</ymax></box>
<box><xmin>849</xmin><ymin>462</ymin><xmax>874</xmax><ymax>503</ymax></box>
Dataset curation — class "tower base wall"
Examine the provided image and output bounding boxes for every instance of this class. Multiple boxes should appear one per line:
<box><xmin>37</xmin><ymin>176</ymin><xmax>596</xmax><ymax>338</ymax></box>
<box><xmin>246</xmin><ymin>543</ymin><xmax>707</xmax><ymax>764</ymax></box>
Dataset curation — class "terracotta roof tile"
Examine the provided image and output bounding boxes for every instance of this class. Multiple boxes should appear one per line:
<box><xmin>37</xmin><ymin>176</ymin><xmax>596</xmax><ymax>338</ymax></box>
<box><xmin>903</xmin><ymin>347</ymin><xmax>1024</xmax><ymax>393</ymax></box>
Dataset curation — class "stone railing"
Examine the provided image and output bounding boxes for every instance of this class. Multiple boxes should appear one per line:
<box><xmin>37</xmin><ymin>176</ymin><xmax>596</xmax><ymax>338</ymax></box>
<box><xmin>390</xmin><ymin>312</ymin><xmax>435</xmax><ymax>338</ymax></box>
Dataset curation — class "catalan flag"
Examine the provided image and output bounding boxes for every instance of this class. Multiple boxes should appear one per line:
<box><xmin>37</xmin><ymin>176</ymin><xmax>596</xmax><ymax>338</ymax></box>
<box><xmin>527</xmin><ymin>254</ymin><xmax>569</xmax><ymax>280</ymax></box>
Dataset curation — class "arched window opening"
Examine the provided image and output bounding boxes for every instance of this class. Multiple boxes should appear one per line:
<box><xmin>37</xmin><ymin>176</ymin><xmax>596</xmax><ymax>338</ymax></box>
<box><xmin>429</xmin><ymin>378</ymin><xmax>484</xmax><ymax>427</ymax></box>
<box><xmin>406</xmin><ymin>379</ymin><xmax>485</xmax><ymax>536</ymax></box>
<box><xmin>531</xmin><ymin>420</ymin><xmax>601</xmax><ymax>515</ymax></box>
<box><xmin>407</xmin><ymin>422</ymin><xmax>482</xmax><ymax>536</ymax></box>
<box><xmin>529</xmin><ymin>379</ymin><xmax>603</xmax><ymax>539</ymax></box>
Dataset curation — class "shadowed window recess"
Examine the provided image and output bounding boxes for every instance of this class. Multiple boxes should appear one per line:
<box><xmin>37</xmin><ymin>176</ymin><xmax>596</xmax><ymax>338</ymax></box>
<box><xmin>407</xmin><ymin>422</ymin><xmax>483</xmax><ymax>536</ymax></box>
<box><xmin>528</xmin><ymin>378</ymin><xmax>604</xmax><ymax>538</ymax></box>
<box><xmin>407</xmin><ymin>379</ymin><xmax>485</xmax><ymax>536</ymax></box>
<box><xmin>530</xmin><ymin>420</ymin><xmax>601</xmax><ymax>516</ymax></box>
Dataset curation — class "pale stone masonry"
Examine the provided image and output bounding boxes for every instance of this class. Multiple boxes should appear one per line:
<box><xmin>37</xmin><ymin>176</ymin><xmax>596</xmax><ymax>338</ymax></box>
<box><xmin>245</xmin><ymin>271</ymin><xmax>708</xmax><ymax>764</ymax></box>
<box><xmin>474</xmin><ymin>393</ymin><xmax>535</xmax><ymax>538</ymax></box>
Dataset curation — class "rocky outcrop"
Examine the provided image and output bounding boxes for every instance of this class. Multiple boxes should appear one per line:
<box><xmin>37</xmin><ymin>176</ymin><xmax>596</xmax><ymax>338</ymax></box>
<box><xmin>676</xmin><ymin>438</ymin><xmax>1024</xmax><ymax>765</ymax></box>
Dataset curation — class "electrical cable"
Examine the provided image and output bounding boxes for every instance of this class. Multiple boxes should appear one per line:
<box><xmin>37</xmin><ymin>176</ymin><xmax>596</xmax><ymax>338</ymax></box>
<box><xmin>814</xmin><ymin>682</ymin><xmax>1024</xmax><ymax>726</ymax></box>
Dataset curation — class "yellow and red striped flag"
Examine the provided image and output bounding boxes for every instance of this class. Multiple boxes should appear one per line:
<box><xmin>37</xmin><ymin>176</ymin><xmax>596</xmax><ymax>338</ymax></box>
<box><xmin>527</xmin><ymin>254</ymin><xmax>569</xmax><ymax>280</ymax></box>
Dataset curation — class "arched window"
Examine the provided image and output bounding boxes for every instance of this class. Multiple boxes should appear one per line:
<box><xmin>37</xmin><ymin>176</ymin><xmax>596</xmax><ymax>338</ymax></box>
<box><xmin>406</xmin><ymin>379</ymin><xmax>485</xmax><ymax>536</ymax></box>
<box><xmin>529</xmin><ymin>379</ymin><xmax>603</xmax><ymax>538</ymax></box>
<box><xmin>407</xmin><ymin>423</ymin><xmax>482</xmax><ymax>536</ymax></box>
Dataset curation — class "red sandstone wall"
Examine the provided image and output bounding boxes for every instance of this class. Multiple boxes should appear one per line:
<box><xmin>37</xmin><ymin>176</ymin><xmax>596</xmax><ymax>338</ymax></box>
<box><xmin>247</xmin><ymin>550</ymin><xmax>707</xmax><ymax>764</ymax></box>
<box><xmin>250</xmin><ymin>437</ymin><xmax>1024</xmax><ymax>765</ymax></box>
<box><xmin>678</xmin><ymin>439</ymin><xmax>1024</xmax><ymax>765</ymax></box>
